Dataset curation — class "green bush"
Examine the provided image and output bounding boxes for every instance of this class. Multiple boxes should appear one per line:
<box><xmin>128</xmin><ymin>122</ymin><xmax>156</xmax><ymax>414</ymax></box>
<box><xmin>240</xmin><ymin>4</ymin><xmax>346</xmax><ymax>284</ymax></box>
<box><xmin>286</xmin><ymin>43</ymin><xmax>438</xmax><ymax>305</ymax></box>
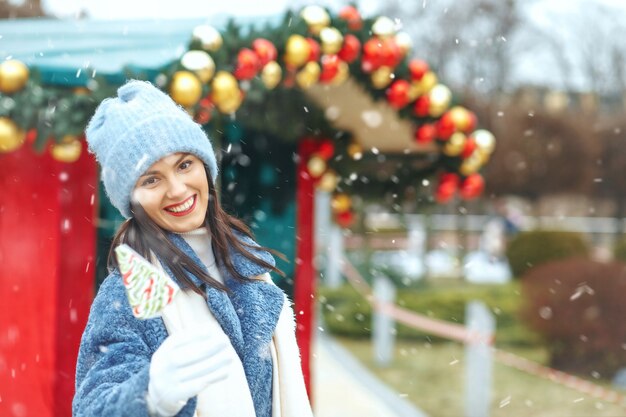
<box><xmin>506</xmin><ymin>230</ymin><xmax>589</xmax><ymax>278</ymax></box>
<box><xmin>318</xmin><ymin>285</ymin><xmax>373</xmax><ymax>339</ymax></box>
<box><xmin>318</xmin><ymin>282</ymin><xmax>540</xmax><ymax>347</ymax></box>
<box><xmin>614</xmin><ymin>236</ymin><xmax>626</xmax><ymax>263</ymax></box>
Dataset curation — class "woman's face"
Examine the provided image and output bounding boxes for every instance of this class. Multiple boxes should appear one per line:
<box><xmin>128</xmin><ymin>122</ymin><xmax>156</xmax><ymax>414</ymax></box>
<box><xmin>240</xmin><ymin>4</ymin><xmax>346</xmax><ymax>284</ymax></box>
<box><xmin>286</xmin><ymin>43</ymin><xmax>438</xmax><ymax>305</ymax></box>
<box><xmin>132</xmin><ymin>153</ymin><xmax>209</xmax><ymax>233</ymax></box>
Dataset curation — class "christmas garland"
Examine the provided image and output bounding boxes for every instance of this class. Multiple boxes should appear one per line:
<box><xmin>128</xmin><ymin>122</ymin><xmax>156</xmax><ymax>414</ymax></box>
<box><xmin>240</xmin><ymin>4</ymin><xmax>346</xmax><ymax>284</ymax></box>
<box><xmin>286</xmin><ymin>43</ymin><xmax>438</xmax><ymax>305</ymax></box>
<box><xmin>0</xmin><ymin>5</ymin><xmax>496</xmax><ymax>226</ymax></box>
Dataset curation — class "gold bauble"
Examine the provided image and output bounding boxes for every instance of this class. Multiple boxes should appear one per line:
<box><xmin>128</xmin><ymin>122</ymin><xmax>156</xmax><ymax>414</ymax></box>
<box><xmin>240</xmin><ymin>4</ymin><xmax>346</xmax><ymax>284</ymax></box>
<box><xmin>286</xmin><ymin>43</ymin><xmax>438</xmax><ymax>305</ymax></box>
<box><xmin>192</xmin><ymin>25</ymin><xmax>223</xmax><ymax>52</ymax></box>
<box><xmin>296</xmin><ymin>62</ymin><xmax>321</xmax><ymax>89</ymax></box>
<box><xmin>331</xmin><ymin>193</ymin><xmax>352</xmax><ymax>213</ymax></box>
<box><xmin>472</xmin><ymin>129</ymin><xmax>496</xmax><ymax>155</ymax></box>
<box><xmin>448</xmin><ymin>106</ymin><xmax>472</xmax><ymax>131</ymax></box>
<box><xmin>477</xmin><ymin>149</ymin><xmax>491</xmax><ymax>165</ymax></box>
<box><xmin>412</xmin><ymin>71</ymin><xmax>438</xmax><ymax>97</ymax></box>
<box><xmin>331</xmin><ymin>61</ymin><xmax>350</xmax><ymax>86</ymax></box>
<box><xmin>215</xmin><ymin>92</ymin><xmax>243</xmax><ymax>114</ymax></box>
<box><xmin>395</xmin><ymin>32</ymin><xmax>413</xmax><ymax>56</ymax></box>
<box><xmin>408</xmin><ymin>83</ymin><xmax>422</xmax><ymax>101</ymax></box>
<box><xmin>428</xmin><ymin>84</ymin><xmax>452</xmax><ymax>117</ymax></box>
<box><xmin>459</xmin><ymin>152</ymin><xmax>483</xmax><ymax>176</ymax></box>
<box><xmin>211</xmin><ymin>71</ymin><xmax>240</xmax><ymax>103</ymax></box>
<box><xmin>285</xmin><ymin>35</ymin><xmax>311</xmax><ymax>68</ymax></box>
<box><xmin>347</xmin><ymin>142</ymin><xmax>363</xmax><ymax>160</ymax></box>
<box><xmin>261</xmin><ymin>61</ymin><xmax>282</xmax><ymax>90</ymax></box>
<box><xmin>320</xmin><ymin>27</ymin><xmax>343</xmax><ymax>55</ymax></box>
<box><xmin>0</xmin><ymin>60</ymin><xmax>29</xmax><ymax>94</ymax></box>
<box><xmin>51</xmin><ymin>135</ymin><xmax>82</xmax><ymax>163</ymax></box>
<box><xmin>169</xmin><ymin>71</ymin><xmax>203</xmax><ymax>107</ymax></box>
<box><xmin>371</xmin><ymin>66</ymin><xmax>394</xmax><ymax>89</ymax></box>
<box><xmin>307</xmin><ymin>154</ymin><xmax>327</xmax><ymax>178</ymax></box>
<box><xmin>181</xmin><ymin>50</ymin><xmax>215</xmax><ymax>84</ymax></box>
<box><xmin>318</xmin><ymin>170</ymin><xmax>339</xmax><ymax>192</ymax></box>
<box><xmin>301</xmin><ymin>5</ymin><xmax>330</xmax><ymax>35</ymax></box>
<box><xmin>443</xmin><ymin>132</ymin><xmax>467</xmax><ymax>157</ymax></box>
<box><xmin>73</xmin><ymin>87</ymin><xmax>90</xmax><ymax>95</ymax></box>
<box><xmin>372</xmin><ymin>16</ymin><xmax>396</xmax><ymax>38</ymax></box>
<box><xmin>0</xmin><ymin>117</ymin><xmax>25</xmax><ymax>153</ymax></box>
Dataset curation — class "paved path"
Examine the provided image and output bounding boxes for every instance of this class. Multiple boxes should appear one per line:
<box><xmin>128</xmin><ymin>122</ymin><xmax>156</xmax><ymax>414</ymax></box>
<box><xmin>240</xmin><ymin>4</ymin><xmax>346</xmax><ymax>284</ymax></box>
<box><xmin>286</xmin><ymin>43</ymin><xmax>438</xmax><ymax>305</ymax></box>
<box><xmin>313</xmin><ymin>334</ymin><xmax>429</xmax><ymax>417</ymax></box>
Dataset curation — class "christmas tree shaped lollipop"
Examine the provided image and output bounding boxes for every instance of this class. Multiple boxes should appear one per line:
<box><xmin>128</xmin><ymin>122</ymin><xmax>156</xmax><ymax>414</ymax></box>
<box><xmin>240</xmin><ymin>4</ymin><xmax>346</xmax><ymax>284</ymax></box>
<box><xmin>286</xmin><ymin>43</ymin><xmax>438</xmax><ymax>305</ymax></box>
<box><xmin>114</xmin><ymin>244</ymin><xmax>180</xmax><ymax>319</ymax></box>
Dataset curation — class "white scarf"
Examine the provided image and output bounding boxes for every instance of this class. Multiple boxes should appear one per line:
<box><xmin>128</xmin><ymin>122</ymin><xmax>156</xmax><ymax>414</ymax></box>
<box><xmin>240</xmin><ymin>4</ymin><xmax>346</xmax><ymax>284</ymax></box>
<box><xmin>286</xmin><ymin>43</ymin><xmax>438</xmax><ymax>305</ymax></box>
<box><xmin>159</xmin><ymin>229</ymin><xmax>313</xmax><ymax>417</ymax></box>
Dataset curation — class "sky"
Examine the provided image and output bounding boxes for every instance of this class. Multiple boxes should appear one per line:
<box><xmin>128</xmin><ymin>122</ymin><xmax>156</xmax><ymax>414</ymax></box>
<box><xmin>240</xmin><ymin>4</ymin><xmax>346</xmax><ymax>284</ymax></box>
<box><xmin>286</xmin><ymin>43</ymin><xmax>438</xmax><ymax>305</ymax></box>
<box><xmin>39</xmin><ymin>0</ymin><xmax>626</xmax><ymax>20</ymax></box>
<box><xmin>40</xmin><ymin>0</ymin><xmax>378</xmax><ymax>20</ymax></box>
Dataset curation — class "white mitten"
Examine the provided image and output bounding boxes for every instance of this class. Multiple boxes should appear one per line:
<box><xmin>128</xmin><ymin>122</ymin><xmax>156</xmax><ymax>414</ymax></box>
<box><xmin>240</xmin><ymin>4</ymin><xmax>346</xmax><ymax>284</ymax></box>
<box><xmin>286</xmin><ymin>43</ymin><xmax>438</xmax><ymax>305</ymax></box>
<box><xmin>147</xmin><ymin>328</ymin><xmax>232</xmax><ymax>416</ymax></box>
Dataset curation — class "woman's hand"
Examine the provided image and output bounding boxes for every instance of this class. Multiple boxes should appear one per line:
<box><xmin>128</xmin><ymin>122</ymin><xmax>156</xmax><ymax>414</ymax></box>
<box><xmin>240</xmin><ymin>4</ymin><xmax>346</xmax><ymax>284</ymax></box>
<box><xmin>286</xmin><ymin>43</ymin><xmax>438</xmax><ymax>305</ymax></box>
<box><xmin>147</xmin><ymin>328</ymin><xmax>232</xmax><ymax>416</ymax></box>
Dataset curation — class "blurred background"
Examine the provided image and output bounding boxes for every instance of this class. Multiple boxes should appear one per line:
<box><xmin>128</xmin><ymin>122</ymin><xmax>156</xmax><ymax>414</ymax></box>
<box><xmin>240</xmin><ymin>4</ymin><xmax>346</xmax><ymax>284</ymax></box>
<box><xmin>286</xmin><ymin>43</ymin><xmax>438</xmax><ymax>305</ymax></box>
<box><xmin>2</xmin><ymin>1</ymin><xmax>626</xmax><ymax>416</ymax></box>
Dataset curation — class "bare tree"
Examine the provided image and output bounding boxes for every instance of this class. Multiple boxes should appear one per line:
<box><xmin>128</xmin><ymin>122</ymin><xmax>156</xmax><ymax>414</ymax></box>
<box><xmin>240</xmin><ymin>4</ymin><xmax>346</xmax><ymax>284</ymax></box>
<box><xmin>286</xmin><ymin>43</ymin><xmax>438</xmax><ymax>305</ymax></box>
<box><xmin>0</xmin><ymin>0</ymin><xmax>45</xmax><ymax>18</ymax></box>
<box><xmin>483</xmin><ymin>105</ymin><xmax>598</xmax><ymax>201</ymax></box>
<box><xmin>528</xmin><ymin>1</ymin><xmax>626</xmax><ymax>102</ymax></box>
<box><xmin>373</xmin><ymin>0</ymin><xmax>538</xmax><ymax>98</ymax></box>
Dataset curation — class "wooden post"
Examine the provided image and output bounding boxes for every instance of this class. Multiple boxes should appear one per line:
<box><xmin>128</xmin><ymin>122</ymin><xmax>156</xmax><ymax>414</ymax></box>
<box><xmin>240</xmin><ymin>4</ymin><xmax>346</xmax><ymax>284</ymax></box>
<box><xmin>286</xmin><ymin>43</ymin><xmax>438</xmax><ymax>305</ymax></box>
<box><xmin>326</xmin><ymin>225</ymin><xmax>344</xmax><ymax>288</ymax></box>
<box><xmin>373</xmin><ymin>274</ymin><xmax>396</xmax><ymax>367</ymax></box>
<box><xmin>465</xmin><ymin>301</ymin><xmax>495</xmax><ymax>417</ymax></box>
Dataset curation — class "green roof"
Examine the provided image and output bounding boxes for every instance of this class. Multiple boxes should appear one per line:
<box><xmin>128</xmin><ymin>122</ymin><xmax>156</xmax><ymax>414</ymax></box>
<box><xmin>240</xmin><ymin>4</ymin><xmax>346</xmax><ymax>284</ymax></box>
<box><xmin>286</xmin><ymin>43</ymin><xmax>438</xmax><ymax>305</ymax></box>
<box><xmin>0</xmin><ymin>15</ymin><xmax>281</xmax><ymax>85</ymax></box>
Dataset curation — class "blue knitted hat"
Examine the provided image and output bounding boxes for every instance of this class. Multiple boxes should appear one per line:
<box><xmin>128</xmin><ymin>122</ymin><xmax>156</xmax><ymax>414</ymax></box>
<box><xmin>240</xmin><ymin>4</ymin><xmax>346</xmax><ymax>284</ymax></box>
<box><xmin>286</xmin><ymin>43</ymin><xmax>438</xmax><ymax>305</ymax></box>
<box><xmin>86</xmin><ymin>80</ymin><xmax>218</xmax><ymax>219</ymax></box>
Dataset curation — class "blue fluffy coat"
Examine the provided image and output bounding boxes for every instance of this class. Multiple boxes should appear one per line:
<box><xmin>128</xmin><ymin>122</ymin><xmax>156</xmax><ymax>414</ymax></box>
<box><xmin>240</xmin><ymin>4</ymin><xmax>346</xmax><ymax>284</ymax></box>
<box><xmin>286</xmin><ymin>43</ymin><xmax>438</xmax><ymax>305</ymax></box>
<box><xmin>73</xmin><ymin>233</ymin><xmax>285</xmax><ymax>417</ymax></box>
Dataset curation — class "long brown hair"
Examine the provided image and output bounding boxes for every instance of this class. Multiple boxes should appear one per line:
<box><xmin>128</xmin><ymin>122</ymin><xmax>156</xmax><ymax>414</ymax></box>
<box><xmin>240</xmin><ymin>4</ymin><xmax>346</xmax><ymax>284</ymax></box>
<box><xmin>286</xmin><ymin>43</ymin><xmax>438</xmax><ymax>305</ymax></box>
<box><xmin>107</xmin><ymin>165</ymin><xmax>285</xmax><ymax>296</ymax></box>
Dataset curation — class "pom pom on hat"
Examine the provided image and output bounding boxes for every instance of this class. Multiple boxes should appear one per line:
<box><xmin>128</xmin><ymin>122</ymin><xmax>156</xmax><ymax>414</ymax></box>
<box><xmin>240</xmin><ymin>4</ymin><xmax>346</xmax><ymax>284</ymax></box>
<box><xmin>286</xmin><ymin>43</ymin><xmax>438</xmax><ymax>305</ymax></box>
<box><xmin>86</xmin><ymin>80</ymin><xmax>218</xmax><ymax>219</ymax></box>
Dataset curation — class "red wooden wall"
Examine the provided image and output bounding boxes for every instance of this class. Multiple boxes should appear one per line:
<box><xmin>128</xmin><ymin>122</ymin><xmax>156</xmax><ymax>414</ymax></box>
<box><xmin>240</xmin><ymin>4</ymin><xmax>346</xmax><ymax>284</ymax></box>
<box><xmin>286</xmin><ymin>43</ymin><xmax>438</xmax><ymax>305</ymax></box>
<box><xmin>0</xmin><ymin>140</ymin><xmax>97</xmax><ymax>417</ymax></box>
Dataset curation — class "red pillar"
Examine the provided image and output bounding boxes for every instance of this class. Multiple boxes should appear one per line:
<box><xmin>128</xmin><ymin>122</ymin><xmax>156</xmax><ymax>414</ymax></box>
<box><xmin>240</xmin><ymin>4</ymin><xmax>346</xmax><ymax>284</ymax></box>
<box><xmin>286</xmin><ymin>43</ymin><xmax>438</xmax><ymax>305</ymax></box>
<box><xmin>53</xmin><ymin>139</ymin><xmax>97</xmax><ymax>415</ymax></box>
<box><xmin>0</xmin><ymin>140</ymin><xmax>96</xmax><ymax>417</ymax></box>
<box><xmin>294</xmin><ymin>140</ymin><xmax>316</xmax><ymax>400</ymax></box>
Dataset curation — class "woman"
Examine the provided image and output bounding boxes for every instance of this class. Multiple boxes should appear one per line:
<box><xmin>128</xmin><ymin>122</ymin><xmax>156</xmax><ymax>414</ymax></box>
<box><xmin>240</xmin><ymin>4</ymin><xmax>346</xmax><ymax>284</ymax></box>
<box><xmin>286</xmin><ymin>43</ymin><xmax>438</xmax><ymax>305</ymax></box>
<box><xmin>73</xmin><ymin>80</ymin><xmax>313</xmax><ymax>417</ymax></box>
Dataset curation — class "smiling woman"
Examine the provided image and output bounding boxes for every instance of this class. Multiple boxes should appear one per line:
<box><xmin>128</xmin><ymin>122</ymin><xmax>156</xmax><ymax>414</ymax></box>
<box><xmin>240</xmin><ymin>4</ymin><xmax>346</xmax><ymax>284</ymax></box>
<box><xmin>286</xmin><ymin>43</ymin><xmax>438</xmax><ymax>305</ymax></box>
<box><xmin>72</xmin><ymin>80</ymin><xmax>313</xmax><ymax>417</ymax></box>
<box><xmin>132</xmin><ymin>153</ymin><xmax>210</xmax><ymax>233</ymax></box>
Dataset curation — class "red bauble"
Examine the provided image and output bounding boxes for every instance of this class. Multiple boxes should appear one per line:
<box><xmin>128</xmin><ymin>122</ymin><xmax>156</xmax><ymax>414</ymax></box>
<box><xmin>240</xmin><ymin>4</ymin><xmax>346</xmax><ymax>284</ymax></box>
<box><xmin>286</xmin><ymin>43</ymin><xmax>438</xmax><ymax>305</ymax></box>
<box><xmin>252</xmin><ymin>38</ymin><xmax>278</xmax><ymax>66</ymax></box>
<box><xmin>436</xmin><ymin>112</ymin><xmax>457</xmax><ymax>140</ymax></box>
<box><xmin>386</xmin><ymin>79</ymin><xmax>411</xmax><ymax>109</ymax></box>
<box><xmin>199</xmin><ymin>96</ymin><xmax>212</xmax><ymax>107</ymax></box>
<box><xmin>461</xmin><ymin>137</ymin><xmax>477</xmax><ymax>159</ymax></box>
<box><xmin>460</xmin><ymin>174</ymin><xmax>485</xmax><ymax>200</ymax></box>
<box><xmin>413</xmin><ymin>95</ymin><xmax>430</xmax><ymax>117</ymax></box>
<box><xmin>362</xmin><ymin>38</ymin><xmax>383</xmax><ymax>72</ymax></box>
<box><xmin>414</xmin><ymin>124</ymin><xmax>437</xmax><ymax>144</ymax></box>
<box><xmin>317</xmin><ymin>139</ymin><xmax>335</xmax><ymax>160</ymax></box>
<box><xmin>435</xmin><ymin>173</ymin><xmax>460</xmax><ymax>203</ymax></box>
<box><xmin>339</xmin><ymin>6</ymin><xmax>362</xmax><ymax>31</ymax></box>
<box><xmin>338</xmin><ymin>34</ymin><xmax>361</xmax><ymax>63</ymax></box>
<box><xmin>380</xmin><ymin>38</ymin><xmax>402</xmax><ymax>68</ymax></box>
<box><xmin>361</xmin><ymin>57</ymin><xmax>376</xmax><ymax>73</ymax></box>
<box><xmin>319</xmin><ymin>55</ymin><xmax>340</xmax><ymax>83</ymax></box>
<box><xmin>234</xmin><ymin>48</ymin><xmax>261</xmax><ymax>80</ymax></box>
<box><xmin>409</xmin><ymin>59</ymin><xmax>429</xmax><ymax>81</ymax></box>
<box><xmin>440</xmin><ymin>172</ymin><xmax>460</xmax><ymax>186</ymax></box>
<box><xmin>435</xmin><ymin>181</ymin><xmax>457</xmax><ymax>203</ymax></box>
<box><xmin>282</xmin><ymin>67</ymin><xmax>295</xmax><ymax>88</ymax></box>
<box><xmin>194</xmin><ymin>108</ymin><xmax>212</xmax><ymax>125</ymax></box>
<box><xmin>336</xmin><ymin>210</ymin><xmax>355</xmax><ymax>228</ymax></box>
<box><xmin>464</xmin><ymin>112</ymin><xmax>478</xmax><ymax>133</ymax></box>
<box><xmin>306</xmin><ymin>38</ymin><xmax>321</xmax><ymax>62</ymax></box>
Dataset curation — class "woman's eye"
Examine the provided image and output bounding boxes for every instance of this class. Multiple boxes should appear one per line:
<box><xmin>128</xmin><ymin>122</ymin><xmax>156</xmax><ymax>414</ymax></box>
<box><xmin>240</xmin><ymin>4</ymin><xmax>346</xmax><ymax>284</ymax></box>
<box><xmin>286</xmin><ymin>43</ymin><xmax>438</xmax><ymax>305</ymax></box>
<box><xmin>141</xmin><ymin>177</ymin><xmax>158</xmax><ymax>186</ymax></box>
<box><xmin>179</xmin><ymin>160</ymin><xmax>193</xmax><ymax>170</ymax></box>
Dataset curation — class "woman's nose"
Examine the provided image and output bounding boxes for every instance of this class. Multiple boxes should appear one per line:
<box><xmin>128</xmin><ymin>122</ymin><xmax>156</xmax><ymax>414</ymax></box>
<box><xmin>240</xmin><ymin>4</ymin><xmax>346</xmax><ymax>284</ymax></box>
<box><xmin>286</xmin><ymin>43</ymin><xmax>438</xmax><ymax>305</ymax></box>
<box><xmin>166</xmin><ymin>176</ymin><xmax>187</xmax><ymax>199</ymax></box>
